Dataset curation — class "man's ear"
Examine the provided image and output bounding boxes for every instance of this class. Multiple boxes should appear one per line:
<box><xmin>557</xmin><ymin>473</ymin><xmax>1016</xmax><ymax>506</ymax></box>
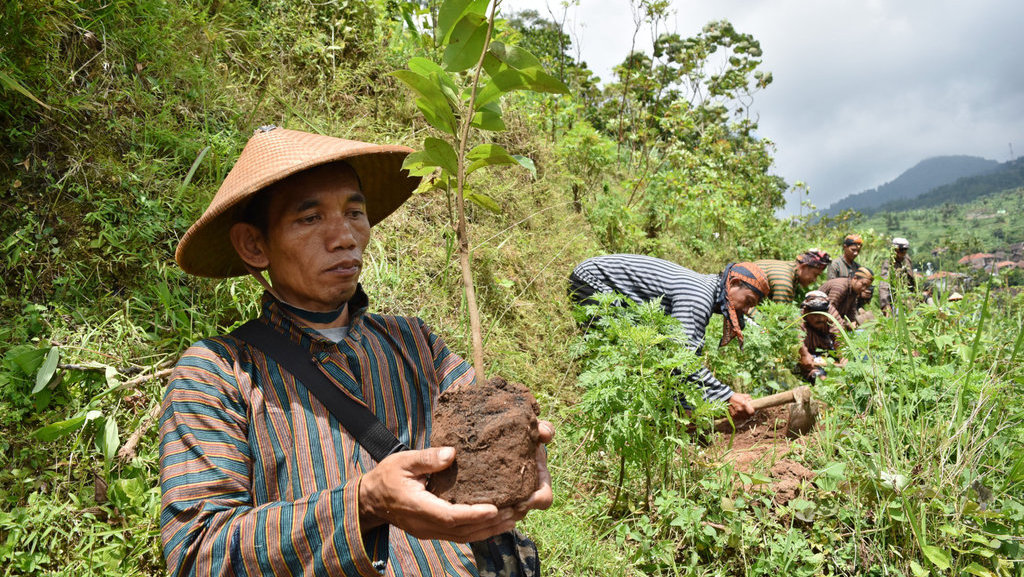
<box><xmin>229</xmin><ymin>222</ymin><xmax>270</xmax><ymax>270</ymax></box>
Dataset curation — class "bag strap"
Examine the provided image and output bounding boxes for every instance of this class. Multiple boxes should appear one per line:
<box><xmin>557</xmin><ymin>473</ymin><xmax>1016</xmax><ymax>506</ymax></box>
<box><xmin>231</xmin><ymin>320</ymin><xmax>407</xmax><ymax>462</ymax></box>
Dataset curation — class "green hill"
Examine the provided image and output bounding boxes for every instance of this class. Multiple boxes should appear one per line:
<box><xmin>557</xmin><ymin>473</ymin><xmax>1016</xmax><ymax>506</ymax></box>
<box><xmin>877</xmin><ymin>156</ymin><xmax>1024</xmax><ymax>212</ymax></box>
<box><xmin>824</xmin><ymin>155</ymin><xmax>999</xmax><ymax>215</ymax></box>
<box><xmin>856</xmin><ymin>185</ymin><xmax>1024</xmax><ymax>266</ymax></box>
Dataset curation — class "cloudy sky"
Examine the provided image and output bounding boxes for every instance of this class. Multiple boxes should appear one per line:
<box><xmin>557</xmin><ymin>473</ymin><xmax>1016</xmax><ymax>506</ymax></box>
<box><xmin>503</xmin><ymin>0</ymin><xmax>1024</xmax><ymax>214</ymax></box>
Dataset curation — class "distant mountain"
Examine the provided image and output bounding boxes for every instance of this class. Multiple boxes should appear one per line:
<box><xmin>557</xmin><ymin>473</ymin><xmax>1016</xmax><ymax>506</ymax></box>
<box><xmin>824</xmin><ymin>155</ymin><xmax>999</xmax><ymax>215</ymax></box>
<box><xmin>877</xmin><ymin>156</ymin><xmax>1024</xmax><ymax>212</ymax></box>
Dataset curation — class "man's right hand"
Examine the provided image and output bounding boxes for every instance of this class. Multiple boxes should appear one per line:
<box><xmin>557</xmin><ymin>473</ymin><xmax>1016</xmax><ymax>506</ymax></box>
<box><xmin>727</xmin><ymin>393</ymin><xmax>755</xmax><ymax>417</ymax></box>
<box><xmin>358</xmin><ymin>447</ymin><xmax>518</xmax><ymax>543</ymax></box>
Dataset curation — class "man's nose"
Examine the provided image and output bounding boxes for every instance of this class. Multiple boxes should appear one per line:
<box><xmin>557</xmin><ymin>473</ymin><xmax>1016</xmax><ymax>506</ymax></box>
<box><xmin>325</xmin><ymin>217</ymin><xmax>357</xmax><ymax>250</ymax></box>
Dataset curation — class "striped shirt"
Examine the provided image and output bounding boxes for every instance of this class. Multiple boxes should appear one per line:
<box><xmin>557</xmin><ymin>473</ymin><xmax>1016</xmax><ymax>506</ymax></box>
<box><xmin>753</xmin><ymin>259</ymin><xmax>798</xmax><ymax>303</ymax></box>
<box><xmin>819</xmin><ymin>277</ymin><xmax>859</xmax><ymax>329</ymax></box>
<box><xmin>826</xmin><ymin>257</ymin><xmax>860</xmax><ymax>280</ymax></box>
<box><xmin>571</xmin><ymin>254</ymin><xmax>734</xmax><ymax>401</ymax></box>
<box><xmin>159</xmin><ymin>287</ymin><xmax>479</xmax><ymax>576</ymax></box>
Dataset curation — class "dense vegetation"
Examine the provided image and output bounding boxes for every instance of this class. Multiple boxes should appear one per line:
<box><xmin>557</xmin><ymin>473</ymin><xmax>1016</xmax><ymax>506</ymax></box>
<box><xmin>2</xmin><ymin>1</ymin><xmax>1022</xmax><ymax>576</ymax></box>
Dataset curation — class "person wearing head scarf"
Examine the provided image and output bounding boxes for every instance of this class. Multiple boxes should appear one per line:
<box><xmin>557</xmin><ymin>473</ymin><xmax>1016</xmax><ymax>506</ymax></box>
<box><xmin>818</xmin><ymin>267</ymin><xmax>874</xmax><ymax>331</ymax></box>
<box><xmin>796</xmin><ymin>291</ymin><xmax>847</xmax><ymax>382</ymax></box>
<box><xmin>826</xmin><ymin>234</ymin><xmax>863</xmax><ymax>280</ymax></box>
<box><xmin>569</xmin><ymin>254</ymin><xmax>769</xmax><ymax>417</ymax></box>
<box><xmin>160</xmin><ymin>126</ymin><xmax>553</xmax><ymax>577</ymax></box>
<box><xmin>755</xmin><ymin>249</ymin><xmax>831</xmax><ymax>303</ymax></box>
<box><xmin>879</xmin><ymin>237</ymin><xmax>916</xmax><ymax>316</ymax></box>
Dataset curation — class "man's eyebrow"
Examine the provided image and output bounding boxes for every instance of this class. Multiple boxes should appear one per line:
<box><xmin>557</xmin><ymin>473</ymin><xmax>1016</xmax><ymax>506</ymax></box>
<box><xmin>294</xmin><ymin>198</ymin><xmax>321</xmax><ymax>213</ymax></box>
<box><xmin>349</xmin><ymin>191</ymin><xmax>366</xmax><ymax>204</ymax></box>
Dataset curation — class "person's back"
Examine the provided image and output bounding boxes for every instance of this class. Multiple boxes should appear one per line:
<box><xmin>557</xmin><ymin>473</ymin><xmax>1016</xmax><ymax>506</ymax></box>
<box><xmin>753</xmin><ymin>259</ymin><xmax>796</xmax><ymax>303</ymax></box>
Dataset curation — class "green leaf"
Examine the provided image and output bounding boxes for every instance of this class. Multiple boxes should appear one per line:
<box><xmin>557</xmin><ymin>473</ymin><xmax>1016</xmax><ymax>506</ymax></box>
<box><xmin>0</xmin><ymin>70</ymin><xmax>52</xmax><ymax>110</ymax></box>
<box><xmin>442</xmin><ymin>13</ymin><xmax>489</xmax><ymax>72</ymax></box>
<box><xmin>415</xmin><ymin>98</ymin><xmax>458</xmax><ymax>136</ymax></box>
<box><xmin>408</xmin><ymin>57</ymin><xmax>460</xmax><ymax>94</ymax></box>
<box><xmin>423</xmin><ymin>138</ymin><xmax>459</xmax><ymax>175</ymax></box>
<box><xmin>909</xmin><ymin>560</ymin><xmax>929</xmax><ymax>577</ymax></box>
<box><xmin>102</xmin><ymin>418</ymin><xmax>120</xmax><ymax>462</ymax></box>
<box><xmin>33</xmin><ymin>346</ymin><xmax>60</xmax><ymax>394</ymax></box>
<box><xmin>920</xmin><ymin>545</ymin><xmax>951</xmax><ymax>570</ymax></box>
<box><xmin>466</xmin><ymin>143</ymin><xmax>517</xmax><ymax>174</ymax></box>
<box><xmin>511</xmin><ymin>155</ymin><xmax>537</xmax><ymax>179</ymax></box>
<box><xmin>437</xmin><ymin>0</ymin><xmax>489</xmax><ymax>43</ymax></box>
<box><xmin>470</xmin><ymin>101</ymin><xmax>505</xmax><ymax>131</ymax></box>
<box><xmin>34</xmin><ymin>415</ymin><xmax>88</xmax><ymax>442</ymax></box>
<box><xmin>12</xmin><ymin>346</ymin><xmax>47</xmax><ymax>376</ymax></box>
<box><xmin>465</xmin><ymin>192</ymin><xmax>501</xmax><ymax>213</ymax></box>
<box><xmin>963</xmin><ymin>562</ymin><xmax>995</xmax><ymax>577</ymax></box>
<box><xmin>393</xmin><ymin>68</ymin><xmax>458</xmax><ymax>135</ymax></box>
<box><xmin>480</xmin><ymin>41</ymin><xmax>570</xmax><ymax>98</ymax></box>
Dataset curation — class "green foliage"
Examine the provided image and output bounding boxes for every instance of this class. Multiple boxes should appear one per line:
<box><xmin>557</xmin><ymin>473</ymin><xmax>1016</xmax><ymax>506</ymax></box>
<box><xmin>705</xmin><ymin>300</ymin><xmax>805</xmax><ymax>396</ymax></box>
<box><xmin>569</xmin><ymin>294</ymin><xmax>704</xmax><ymax>508</ymax></box>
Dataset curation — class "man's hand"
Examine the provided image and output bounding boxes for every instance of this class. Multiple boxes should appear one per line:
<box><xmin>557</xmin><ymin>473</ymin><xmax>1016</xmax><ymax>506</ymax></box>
<box><xmin>358</xmin><ymin>420</ymin><xmax>555</xmax><ymax>543</ymax></box>
<box><xmin>727</xmin><ymin>393</ymin><xmax>755</xmax><ymax>417</ymax></box>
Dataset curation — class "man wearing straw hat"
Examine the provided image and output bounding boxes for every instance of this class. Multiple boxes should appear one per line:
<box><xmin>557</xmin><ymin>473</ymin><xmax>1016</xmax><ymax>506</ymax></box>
<box><xmin>879</xmin><ymin>236</ymin><xmax>916</xmax><ymax>316</ymax></box>
<box><xmin>159</xmin><ymin>126</ymin><xmax>552</xmax><ymax>576</ymax></box>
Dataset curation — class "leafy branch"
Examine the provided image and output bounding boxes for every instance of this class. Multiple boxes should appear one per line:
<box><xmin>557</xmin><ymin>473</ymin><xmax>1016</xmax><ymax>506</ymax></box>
<box><xmin>394</xmin><ymin>0</ymin><xmax>568</xmax><ymax>379</ymax></box>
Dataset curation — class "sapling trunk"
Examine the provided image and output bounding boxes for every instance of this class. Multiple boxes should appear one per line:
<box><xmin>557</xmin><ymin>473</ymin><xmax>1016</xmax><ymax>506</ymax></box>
<box><xmin>453</xmin><ymin>0</ymin><xmax>499</xmax><ymax>380</ymax></box>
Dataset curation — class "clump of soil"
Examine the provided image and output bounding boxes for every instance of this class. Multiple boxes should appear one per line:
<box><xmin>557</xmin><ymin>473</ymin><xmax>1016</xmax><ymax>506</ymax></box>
<box><xmin>709</xmin><ymin>405</ymin><xmax>816</xmax><ymax>505</ymax></box>
<box><xmin>429</xmin><ymin>376</ymin><xmax>540</xmax><ymax>507</ymax></box>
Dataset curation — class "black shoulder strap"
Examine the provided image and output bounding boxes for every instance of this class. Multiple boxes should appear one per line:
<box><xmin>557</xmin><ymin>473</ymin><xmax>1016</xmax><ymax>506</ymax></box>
<box><xmin>231</xmin><ymin>320</ymin><xmax>407</xmax><ymax>462</ymax></box>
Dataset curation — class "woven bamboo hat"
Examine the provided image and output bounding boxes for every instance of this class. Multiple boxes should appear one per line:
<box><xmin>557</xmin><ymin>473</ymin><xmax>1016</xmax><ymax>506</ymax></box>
<box><xmin>176</xmin><ymin>126</ymin><xmax>419</xmax><ymax>278</ymax></box>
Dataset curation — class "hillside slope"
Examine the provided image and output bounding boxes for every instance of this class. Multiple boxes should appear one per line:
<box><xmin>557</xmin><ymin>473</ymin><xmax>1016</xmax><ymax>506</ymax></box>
<box><xmin>825</xmin><ymin>155</ymin><xmax>998</xmax><ymax>215</ymax></box>
<box><xmin>877</xmin><ymin>156</ymin><xmax>1024</xmax><ymax>212</ymax></box>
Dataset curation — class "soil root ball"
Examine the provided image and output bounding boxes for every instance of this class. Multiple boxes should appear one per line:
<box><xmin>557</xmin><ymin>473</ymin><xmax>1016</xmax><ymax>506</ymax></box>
<box><xmin>428</xmin><ymin>376</ymin><xmax>540</xmax><ymax>507</ymax></box>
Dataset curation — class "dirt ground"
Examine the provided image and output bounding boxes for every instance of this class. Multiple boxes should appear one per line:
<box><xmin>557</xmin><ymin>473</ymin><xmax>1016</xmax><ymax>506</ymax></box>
<box><xmin>706</xmin><ymin>405</ymin><xmax>816</xmax><ymax>505</ymax></box>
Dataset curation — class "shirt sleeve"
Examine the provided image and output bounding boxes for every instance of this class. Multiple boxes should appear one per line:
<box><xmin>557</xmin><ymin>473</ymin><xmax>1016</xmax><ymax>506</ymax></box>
<box><xmin>672</xmin><ymin>304</ymin><xmax>734</xmax><ymax>402</ymax></box>
<box><xmin>878</xmin><ymin>261</ymin><xmax>893</xmax><ymax>309</ymax></box>
<box><xmin>159</xmin><ymin>340</ymin><xmax>385</xmax><ymax>577</ymax></box>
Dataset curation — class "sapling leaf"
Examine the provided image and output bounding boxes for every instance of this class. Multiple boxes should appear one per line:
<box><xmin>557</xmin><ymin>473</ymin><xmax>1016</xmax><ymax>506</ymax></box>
<box><xmin>466</xmin><ymin>143</ymin><xmax>518</xmax><ymax>174</ymax></box>
<box><xmin>465</xmin><ymin>192</ymin><xmax>501</xmax><ymax>213</ymax></box>
<box><xmin>908</xmin><ymin>560</ymin><xmax>929</xmax><ymax>577</ymax></box>
<box><xmin>963</xmin><ymin>562</ymin><xmax>995</xmax><ymax>577</ymax></box>
<box><xmin>423</xmin><ymin>137</ymin><xmax>459</xmax><ymax>175</ymax></box>
<box><xmin>442</xmin><ymin>13</ymin><xmax>489</xmax><ymax>72</ymax></box>
<box><xmin>470</xmin><ymin>102</ymin><xmax>505</xmax><ymax>131</ymax></box>
<box><xmin>33</xmin><ymin>346</ymin><xmax>60</xmax><ymax>394</ymax></box>
<box><xmin>437</xmin><ymin>0</ymin><xmax>489</xmax><ymax>43</ymax></box>
<box><xmin>511</xmin><ymin>155</ymin><xmax>537</xmax><ymax>179</ymax></box>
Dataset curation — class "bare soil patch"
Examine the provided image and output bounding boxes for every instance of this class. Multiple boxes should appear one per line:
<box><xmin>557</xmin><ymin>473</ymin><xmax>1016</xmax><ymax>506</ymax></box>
<box><xmin>429</xmin><ymin>376</ymin><xmax>540</xmax><ymax>507</ymax></box>
<box><xmin>708</xmin><ymin>405</ymin><xmax>816</xmax><ymax>505</ymax></box>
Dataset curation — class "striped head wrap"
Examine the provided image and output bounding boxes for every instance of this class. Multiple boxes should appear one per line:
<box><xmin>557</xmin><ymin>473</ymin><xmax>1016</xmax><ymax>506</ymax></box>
<box><xmin>843</xmin><ymin>234</ymin><xmax>863</xmax><ymax>246</ymax></box>
<box><xmin>853</xmin><ymin>267</ymin><xmax>874</xmax><ymax>281</ymax></box>
<box><xmin>798</xmin><ymin>249</ymin><xmax>831</xmax><ymax>268</ymax></box>
<box><xmin>719</xmin><ymin>262</ymin><xmax>769</xmax><ymax>349</ymax></box>
<box><xmin>801</xmin><ymin>290</ymin><xmax>830</xmax><ymax>313</ymax></box>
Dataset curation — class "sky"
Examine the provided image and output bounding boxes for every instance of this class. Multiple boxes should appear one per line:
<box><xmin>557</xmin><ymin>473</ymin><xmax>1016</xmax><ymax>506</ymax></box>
<box><xmin>502</xmin><ymin>0</ymin><xmax>1024</xmax><ymax>215</ymax></box>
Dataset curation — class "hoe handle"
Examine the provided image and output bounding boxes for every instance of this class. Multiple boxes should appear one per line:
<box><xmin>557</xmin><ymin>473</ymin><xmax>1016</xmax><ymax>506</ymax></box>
<box><xmin>749</xmin><ymin>385</ymin><xmax>812</xmax><ymax>411</ymax></box>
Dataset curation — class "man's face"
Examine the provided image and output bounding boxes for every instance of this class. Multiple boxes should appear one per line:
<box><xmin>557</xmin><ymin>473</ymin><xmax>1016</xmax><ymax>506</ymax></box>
<box><xmin>805</xmin><ymin>312</ymin><xmax>830</xmax><ymax>332</ymax></box>
<box><xmin>726</xmin><ymin>282</ymin><xmax>762</xmax><ymax>317</ymax></box>
<box><xmin>852</xmin><ymin>276</ymin><xmax>872</xmax><ymax>294</ymax></box>
<box><xmin>258</xmin><ymin>167</ymin><xmax>370</xmax><ymax>311</ymax></box>
<box><xmin>796</xmin><ymin>263</ymin><xmax>826</xmax><ymax>287</ymax></box>
<box><xmin>894</xmin><ymin>247</ymin><xmax>908</xmax><ymax>263</ymax></box>
<box><xmin>844</xmin><ymin>242</ymin><xmax>861</xmax><ymax>262</ymax></box>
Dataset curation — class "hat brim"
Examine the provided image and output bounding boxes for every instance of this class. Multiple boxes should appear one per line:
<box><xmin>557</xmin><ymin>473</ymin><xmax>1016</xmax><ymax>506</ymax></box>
<box><xmin>175</xmin><ymin>129</ymin><xmax>419</xmax><ymax>278</ymax></box>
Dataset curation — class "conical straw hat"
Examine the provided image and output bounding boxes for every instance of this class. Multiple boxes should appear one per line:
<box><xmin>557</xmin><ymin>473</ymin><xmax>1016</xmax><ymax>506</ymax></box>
<box><xmin>176</xmin><ymin>126</ymin><xmax>419</xmax><ymax>278</ymax></box>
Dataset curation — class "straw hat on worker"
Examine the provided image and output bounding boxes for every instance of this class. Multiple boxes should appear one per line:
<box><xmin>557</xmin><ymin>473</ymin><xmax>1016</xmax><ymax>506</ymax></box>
<box><xmin>175</xmin><ymin>125</ymin><xmax>419</xmax><ymax>279</ymax></box>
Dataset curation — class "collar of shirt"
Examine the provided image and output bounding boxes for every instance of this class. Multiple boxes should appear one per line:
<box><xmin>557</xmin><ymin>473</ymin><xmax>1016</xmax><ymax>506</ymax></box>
<box><xmin>257</xmin><ymin>284</ymin><xmax>371</xmax><ymax>348</ymax></box>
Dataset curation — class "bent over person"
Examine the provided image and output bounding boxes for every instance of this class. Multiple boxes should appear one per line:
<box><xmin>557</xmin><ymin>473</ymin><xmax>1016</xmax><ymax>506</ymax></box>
<box><xmin>754</xmin><ymin>249</ymin><xmax>831</xmax><ymax>304</ymax></box>
<box><xmin>818</xmin><ymin>267</ymin><xmax>874</xmax><ymax>331</ymax></box>
<box><xmin>159</xmin><ymin>126</ymin><xmax>553</xmax><ymax>576</ymax></box>
<box><xmin>568</xmin><ymin>254</ymin><xmax>770</xmax><ymax>417</ymax></box>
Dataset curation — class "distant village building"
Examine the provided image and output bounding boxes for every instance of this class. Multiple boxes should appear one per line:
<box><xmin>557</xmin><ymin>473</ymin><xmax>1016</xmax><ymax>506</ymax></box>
<box><xmin>958</xmin><ymin>253</ymin><xmax>996</xmax><ymax>270</ymax></box>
